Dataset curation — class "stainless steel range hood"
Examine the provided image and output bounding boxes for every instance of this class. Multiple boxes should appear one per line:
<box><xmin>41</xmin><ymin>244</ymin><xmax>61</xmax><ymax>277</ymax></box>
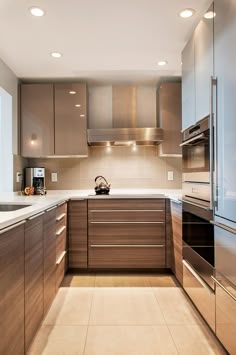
<box><xmin>87</xmin><ymin>85</ymin><xmax>164</xmax><ymax>146</ymax></box>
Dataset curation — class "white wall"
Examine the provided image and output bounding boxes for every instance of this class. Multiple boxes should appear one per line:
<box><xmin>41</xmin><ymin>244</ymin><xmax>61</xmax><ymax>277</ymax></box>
<box><xmin>0</xmin><ymin>57</ymin><xmax>18</xmax><ymax>154</ymax></box>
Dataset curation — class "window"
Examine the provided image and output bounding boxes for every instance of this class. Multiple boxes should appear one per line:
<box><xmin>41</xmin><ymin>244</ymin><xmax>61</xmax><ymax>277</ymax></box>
<box><xmin>0</xmin><ymin>87</ymin><xmax>13</xmax><ymax>192</ymax></box>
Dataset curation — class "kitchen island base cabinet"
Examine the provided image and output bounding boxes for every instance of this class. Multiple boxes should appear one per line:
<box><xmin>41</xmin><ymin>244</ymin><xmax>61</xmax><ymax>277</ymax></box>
<box><xmin>68</xmin><ymin>200</ymin><xmax>88</xmax><ymax>269</ymax></box>
<box><xmin>0</xmin><ymin>222</ymin><xmax>25</xmax><ymax>355</ymax></box>
<box><xmin>88</xmin><ymin>199</ymin><xmax>166</xmax><ymax>269</ymax></box>
<box><xmin>25</xmin><ymin>214</ymin><xmax>44</xmax><ymax>352</ymax></box>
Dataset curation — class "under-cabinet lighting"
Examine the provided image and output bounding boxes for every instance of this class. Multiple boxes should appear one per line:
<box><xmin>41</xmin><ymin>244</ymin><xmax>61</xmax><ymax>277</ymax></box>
<box><xmin>69</xmin><ymin>91</ymin><xmax>76</xmax><ymax>95</ymax></box>
<box><xmin>75</xmin><ymin>104</ymin><xmax>81</xmax><ymax>107</ymax></box>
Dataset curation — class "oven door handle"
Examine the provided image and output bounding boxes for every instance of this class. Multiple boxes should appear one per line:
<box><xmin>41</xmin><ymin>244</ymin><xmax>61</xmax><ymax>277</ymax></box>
<box><xmin>210</xmin><ymin>220</ymin><xmax>236</xmax><ymax>235</ymax></box>
<box><xmin>179</xmin><ymin>133</ymin><xmax>206</xmax><ymax>147</ymax></box>
<box><xmin>182</xmin><ymin>260</ymin><xmax>214</xmax><ymax>295</ymax></box>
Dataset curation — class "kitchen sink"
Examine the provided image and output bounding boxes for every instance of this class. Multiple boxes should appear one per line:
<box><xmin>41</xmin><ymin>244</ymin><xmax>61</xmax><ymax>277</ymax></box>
<box><xmin>0</xmin><ymin>204</ymin><xmax>32</xmax><ymax>212</ymax></box>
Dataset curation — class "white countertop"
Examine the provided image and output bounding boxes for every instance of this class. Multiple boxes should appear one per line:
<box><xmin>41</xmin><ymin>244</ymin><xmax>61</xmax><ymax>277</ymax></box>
<box><xmin>0</xmin><ymin>189</ymin><xmax>182</xmax><ymax>230</ymax></box>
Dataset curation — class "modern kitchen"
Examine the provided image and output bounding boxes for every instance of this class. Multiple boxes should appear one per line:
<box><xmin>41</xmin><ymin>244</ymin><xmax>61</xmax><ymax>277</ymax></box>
<box><xmin>0</xmin><ymin>0</ymin><xmax>235</xmax><ymax>354</ymax></box>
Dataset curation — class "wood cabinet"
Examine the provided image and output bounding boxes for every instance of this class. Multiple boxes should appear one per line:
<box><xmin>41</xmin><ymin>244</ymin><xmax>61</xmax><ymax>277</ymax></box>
<box><xmin>43</xmin><ymin>206</ymin><xmax>57</xmax><ymax>314</ymax></box>
<box><xmin>55</xmin><ymin>202</ymin><xmax>68</xmax><ymax>290</ymax></box>
<box><xmin>181</xmin><ymin>3</ymin><xmax>214</xmax><ymax>130</ymax></box>
<box><xmin>68</xmin><ymin>199</ymin><xmax>88</xmax><ymax>269</ymax></box>
<box><xmin>182</xmin><ymin>34</ymin><xmax>195</xmax><ymax>130</ymax></box>
<box><xmin>24</xmin><ymin>213</ymin><xmax>44</xmax><ymax>352</ymax></box>
<box><xmin>55</xmin><ymin>83</ymin><xmax>88</xmax><ymax>156</ymax></box>
<box><xmin>0</xmin><ymin>221</ymin><xmax>25</xmax><ymax>355</ymax></box>
<box><xmin>157</xmin><ymin>82</ymin><xmax>182</xmax><ymax>156</ymax></box>
<box><xmin>170</xmin><ymin>200</ymin><xmax>183</xmax><ymax>285</ymax></box>
<box><xmin>88</xmin><ymin>199</ymin><xmax>166</xmax><ymax>269</ymax></box>
<box><xmin>20</xmin><ymin>83</ymin><xmax>88</xmax><ymax>157</ymax></box>
<box><xmin>20</xmin><ymin>84</ymin><xmax>54</xmax><ymax>157</ymax></box>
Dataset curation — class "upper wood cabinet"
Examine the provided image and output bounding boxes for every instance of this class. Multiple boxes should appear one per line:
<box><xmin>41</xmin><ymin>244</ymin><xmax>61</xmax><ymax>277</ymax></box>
<box><xmin>157</xmin><ymin>82</ymin><xmax>182</xmax><ymax>156</ymax></box>
<box><xmin>181</xmin><ymin>3</ymin><xmax>214</xmax><ymax>130</ymax></box>
<box><xmin>55</xmin><ymin>83</ymin><xmax>88</xmax><ymax>156</ymax></box>
<box><xmin>20</xmin><ymin>83</ymin><xmax>88</xmax><ymax>157</ymax></box>
<box><xmin>182</xmin><ymin>34</ymin><xmax>195</xmax><ymax>131</ymax></box>
<box><xmin>20</xmin><ymin>84</ymin><xmax>54</xmax><ymax>157</ymax></box>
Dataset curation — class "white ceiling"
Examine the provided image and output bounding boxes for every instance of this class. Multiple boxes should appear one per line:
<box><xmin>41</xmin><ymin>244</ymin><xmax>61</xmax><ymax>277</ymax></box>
<box><xmin>0</xmin><ymin>0</ymin><xmax>211</xmax><ymax>83</ymax></box>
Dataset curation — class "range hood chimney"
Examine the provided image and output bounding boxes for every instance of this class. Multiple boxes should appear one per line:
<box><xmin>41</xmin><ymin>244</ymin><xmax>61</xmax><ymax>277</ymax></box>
<box><xmin>87</xmin><ymin>85</ymin><xmax>163</xmax><ymax>146</ymax></box>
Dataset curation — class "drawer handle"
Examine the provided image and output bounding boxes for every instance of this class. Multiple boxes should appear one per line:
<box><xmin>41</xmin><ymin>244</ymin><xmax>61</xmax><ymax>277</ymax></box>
<box><xmin>0</xmin><ymin>220</ymin><xmax>26</xmax><ymax>234</ymax></box>
<box><xmin>211</xmin><ymin>276</ymin><xmax>236</xmax><ymax>302</ymax></box>
<box><xmin>183</xmin><ymin>260</ymin><xmax>214</xmax><ymax>295</ymax></box>
<box><xmin>90</xmin><ymin>244</ymin><xmax>165</xmax><ymax>248</ymax></box>
<box><xmin>46</xmin><ymin>205</ymin><xmax>57</xmax><ymax>212</ymax></box>
<box><xmin>210</xmin><ymin>220</ymin><xmax>236</xmax><ymax>235</ymax></box>
<box><xmin>56</xmin><ymin>226</ymin><xmax>66</xmax><ymax>236</ymax></box>
<box><xmin>28</xmin><ymin>211</ymin><xmax>45</xmax><ymax>221</ymax></box>
<box><xmin>90</xmin><ymin>221</ymin><xmax>164</xmax><ymax>224</ymax></box>
<box><xmin>90</xmin><ymin>209</ymin><xmax>165</xmax><ymax>212</ymax></box>
<box><xmin>56</xmin><ymin>250</ymin><xmax>66</xmax><ymax>265</ymax></box>
<box><xmin>56</xmin><ymin>213</ymin><xmax>66</xmax><ymax>222</ymax></box>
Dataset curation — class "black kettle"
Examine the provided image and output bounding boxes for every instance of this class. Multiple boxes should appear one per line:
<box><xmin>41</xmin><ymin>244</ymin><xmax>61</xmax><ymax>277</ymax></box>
<box><xmin>94</xmin><ymin>176</ymin><xmax>110</xmax><ymax>195</ymax></box>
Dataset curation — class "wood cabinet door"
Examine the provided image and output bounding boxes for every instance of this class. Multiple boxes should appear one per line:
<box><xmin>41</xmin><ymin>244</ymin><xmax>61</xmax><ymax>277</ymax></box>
<box><xmin>25</xmin><ymin>214</ymin><xmax>44</xmax><ymax>351</ymax></box>
<box><xmin>170</xmin><ymin>200</ymin><xmax>183</xmax><ymax>285</ymax></box>
<box><xmin>43</xmin><ymin>207</ymin><xmax>56</xmax><ymax>314</ymax></box>
<box><xmin>68</xmin><ymin>199</ymin><xmax>88</xmax><ymax>269</ymax></box>
<box><xmin>20</xmin><ymin>84</ymin><xmax>54</xmax><ymax>157</ymax></box>
<box><xmin>181</xmin><ymin>34</ymin><xmax>195</xmax><ymax>130</ymax></box>
<box><xmin>194</xmin><ymin>3</ymin><xmax>214</xmax><ymax>122</ymax></box>
<box><xmin>54</xmin><ymin>83</ymin><xmax>88</xmax><ymax>156</ymax></box>
<box><xmin>0</xmin><ymin>223</ymin><xmax>25</xmax><ymax>355</ymax></box>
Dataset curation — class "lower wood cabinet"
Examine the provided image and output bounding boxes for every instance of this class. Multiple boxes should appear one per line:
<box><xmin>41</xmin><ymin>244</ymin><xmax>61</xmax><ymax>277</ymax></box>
<box><xmin>25</xmin><ymin>213</ymin><xmax>44</xmax><ymax>352</ymax></box>
<box><xmin>170</xmin><ymin>200</ymin><xmax>183</xmax><ymax>285</ymax></box>
<box><xmin>68</xmin><ymin>199</ymin><xmax>88</xmax><ymax>269</ymax></box>
<box><xmin>88</xmin><ymin>199</ymin><xmax>166</xmax><ymax>269</ymax></box>
<box><xmin>43</xmin><ymin>206</ymin><xmax>57</xmax><ymax>315</ymax></box>
<box><xmin>0</xmin><ymin>221</ymin><xmax>25</xmax><ymax>355</ymax></box>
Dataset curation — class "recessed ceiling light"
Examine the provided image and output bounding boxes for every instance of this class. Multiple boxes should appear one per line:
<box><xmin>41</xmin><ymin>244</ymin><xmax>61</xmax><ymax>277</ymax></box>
<box><xmin>69</xmin><ymin>91</ymin><xmax>76</xmax><ymax>95</ymax></box>
<box><xmin>158</xmin><ymin>60</ymin><xmax>168</xmax><ymax>66</ymax></box>
<box><xmin>179</xmin><ymin>8</ymin><xmax>195</xmax><ymax>18</ymax></box>
<box><xmin>75</xmin><ymin>104</ymin><xmax>81</xmax><ymax>107</ymax></box>
<box><xmin>204</xmin><ymin>11</ymin><xmax>216</xmax><ymax>19</ymax></box>
<box><xmin>80</xmin><ymin>114</ymin><xmax>85</xmax><ymax>117</ymax></box>
<box><xmin>29</xmin><ymin>6</ymin><xmax>45</xmax><ymax>17</ymax></box>
<box><xmin>51</xmin><ymin>52</ymin><xmax>62</xmax><ymax>58</ymax></box>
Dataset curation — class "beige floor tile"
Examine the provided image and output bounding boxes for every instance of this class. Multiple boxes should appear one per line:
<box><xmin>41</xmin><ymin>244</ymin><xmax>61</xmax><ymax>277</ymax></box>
<box><xmin>43</xmin><ymin>288</ymin><xmax>93</xmax><ymax>325</ymax></box>
<box><xmin>61</xmin><ymin>274</ymin><xmax>95</xmax><ymax>287</ymax></box>
<box><xmin>153</xmin><ymin>287</ymin><xmax>203</xmax><ymax>324</ymax></box>
<box><xmin>89</xmin><ymin>287</ymin><xmax>165</xmax><ymax>325</ymax></box>
<box><xmin>168</xmin><ymin>324</ymin><xmax>227</xmax><ymax>355</ymax></box>
<box><xmin>28</xmin><ymin>325</ymin><xmax>87</xmax><ymax>355</ymax></box>
<box><xmin>95</xmin><ymin>273</ymin><xmax>151</xmax><ymax>287</ymax></box>
<box><xmin>84</xmin><ymin>325</ymin><xmax>178</xmax><ymax>355</ymax></box>
<box><xmin>149</xmin><ymin>274</ymin><xmax>179</xmax><ymax>287</ymax></box>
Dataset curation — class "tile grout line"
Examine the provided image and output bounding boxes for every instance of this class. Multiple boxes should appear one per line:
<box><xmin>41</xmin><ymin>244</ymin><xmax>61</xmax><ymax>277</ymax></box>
<box><xmin>150</xmin><ymin>286</ymin><xmax>168</xmax><ymax>326</ymax></box>
<box><xmin>165</xmin><ymin>324</ymin><xmax>181</xmax><ymax>355</ymax></box>
<box><xmin>82</xmin><ymin>275</ymin><xmax>96</xmax><ymax>355</ymax></box>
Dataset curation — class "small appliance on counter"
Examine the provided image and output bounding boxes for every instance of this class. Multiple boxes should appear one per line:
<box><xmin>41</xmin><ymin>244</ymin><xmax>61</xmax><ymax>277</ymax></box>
<box><xmin>94</xmin><ymin>175</ymin><xmax>110</xmax><ymax>195</ymax></box>
<box><xmin>25</xmin><ymin>167</ymin><xmax>47</xmax><ymax>195</ymax></box>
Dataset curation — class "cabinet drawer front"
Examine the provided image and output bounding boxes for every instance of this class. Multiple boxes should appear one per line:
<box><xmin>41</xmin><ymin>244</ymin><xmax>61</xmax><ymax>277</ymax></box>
<box><xmin>89</xmin><ymin>245</ymin><xmax>165</xmax><ymax>269</ymax></box>
<box><xmin>183</xmin><ymin>260</ymin><xmax>215</xmax><ymax>331</ymax></box>
<box><xmin>56</xmin><ymin>228</ymin><xmax>67</xmax><ymax>260</ymax></box>
<box><xmin>214</xmin><ymin>273</ymin><xmax>236</xmax><ymax>355</ymax></box>
<box><xmin>56</xmin><ymin>252</ymin><xmax>66</xmax><ymax>290</ymax></box>
<box><xmin>56</xmin><ymin>203</ymin><xmax>67</xmax><ymax>220</ymax></box>
<box><xmin>88</xmin><ymin>199</ymin><xmax>165</xmax><ymax>211</ymax></box>
<box><xmin>89</xmin><ymin>210</ymin><xmax>165</xmax><ymax>222</ymax></box>
<box><xmin>89</xmin><ymin>222</ymin><xmax>165</xmax><ymax>244</ymax></box>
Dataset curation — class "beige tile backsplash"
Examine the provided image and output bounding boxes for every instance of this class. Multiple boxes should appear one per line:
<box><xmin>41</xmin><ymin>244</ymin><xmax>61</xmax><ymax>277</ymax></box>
<box><xmin>26</xmin><ymin>146</ymin><xmax>182</xmax><ymax>191</ymax></box>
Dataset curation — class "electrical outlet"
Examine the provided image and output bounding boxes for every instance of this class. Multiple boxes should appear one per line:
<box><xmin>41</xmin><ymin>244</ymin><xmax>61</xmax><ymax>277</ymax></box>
<box><xmin>16</xmin><ymin>172</ymin><xmax>21</xmax><ymax>183</ymax></box>
<box><xmin>51</xmin><ymin>172</ymin><xmax>58</xmax><ymax>182</ymax></box>
<box><xmin>168</xmin><ymin>171</ymin><xmax>174</xmax><ymax>181</ymax></box>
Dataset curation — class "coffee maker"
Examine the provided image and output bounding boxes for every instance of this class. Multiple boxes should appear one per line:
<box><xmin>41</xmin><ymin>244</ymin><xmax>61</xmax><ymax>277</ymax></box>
<box><xmin>25</xmin><ymin>167</ymin><xmax>46</xmax><ymax>195</ymax></box>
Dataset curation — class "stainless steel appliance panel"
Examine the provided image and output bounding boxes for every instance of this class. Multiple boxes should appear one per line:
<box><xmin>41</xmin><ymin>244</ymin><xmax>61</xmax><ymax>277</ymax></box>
<box><xmin>213</xmin><ymin>272</ymin><xmax>236</xmax><ymax>354</ymax></box>
<box><xmin>183</xmin><ymin>260</ymin><xmax>215</xmax><ymax>331</ymax></box>
<box><xmin>214</xmin><ymin>223</ymin><xmax>236</xmax><ymax>286</ymax></box>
